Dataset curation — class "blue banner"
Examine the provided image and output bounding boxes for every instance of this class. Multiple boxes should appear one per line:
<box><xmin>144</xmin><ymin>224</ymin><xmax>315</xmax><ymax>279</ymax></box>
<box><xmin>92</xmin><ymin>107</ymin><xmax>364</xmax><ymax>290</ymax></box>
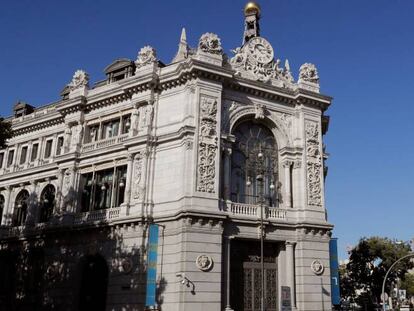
<box><xmin>145</xmin><ymin>224</ymin><xmax>159</xmax><ymax>308</ymax></box>
<box><xmin>329</xmin><ymin>238</ymin><xmax>341</xmax><ymax>305</ymax></box>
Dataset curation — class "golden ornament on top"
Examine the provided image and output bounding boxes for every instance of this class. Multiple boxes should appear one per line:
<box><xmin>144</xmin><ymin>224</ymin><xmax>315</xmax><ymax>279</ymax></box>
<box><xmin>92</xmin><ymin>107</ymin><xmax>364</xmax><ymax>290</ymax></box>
<box><xmin>244</xmin><ymin>2</ymin><xmax>261</xmax><ymax>17</ymax></box>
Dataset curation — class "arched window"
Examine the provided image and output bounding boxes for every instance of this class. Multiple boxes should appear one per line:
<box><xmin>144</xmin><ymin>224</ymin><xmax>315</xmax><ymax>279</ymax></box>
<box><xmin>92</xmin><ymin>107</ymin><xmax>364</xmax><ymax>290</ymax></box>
<box><xmin>0</xmin><ymin>195</ymin><xmax>4</xmax><ymax>224</ymax></box>
<box><xmin>13</xmin><ymin>190</ymin><xmax>29</xmax><ymax>226</ymax></box>
<box><xmin>230</xmin><ymin>121</ymin><xmax>279</xmax><ymax>207</ymax></box>
<box><xmin>39</xmin><ymin>185</ymin><xmax>56</xmax><ymax>223</ymax></box>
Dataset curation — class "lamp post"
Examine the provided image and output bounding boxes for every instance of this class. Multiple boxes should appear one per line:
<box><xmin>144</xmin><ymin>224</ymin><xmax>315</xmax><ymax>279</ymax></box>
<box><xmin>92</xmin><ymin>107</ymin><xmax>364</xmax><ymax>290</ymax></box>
<box><xmin>381</xmin><ymin>252</ymin><xmax>414</xmax><ymax>311</ymax></box>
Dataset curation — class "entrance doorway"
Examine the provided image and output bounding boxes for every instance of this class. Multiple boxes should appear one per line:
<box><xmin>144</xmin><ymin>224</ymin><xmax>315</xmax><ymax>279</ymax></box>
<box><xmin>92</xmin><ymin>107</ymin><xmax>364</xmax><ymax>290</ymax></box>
<box><xmin>79</xmin><ymin>254</ymin><xmax>108</xmax><ymax>311</ymax></box>
<box><xmin>230</xmin><ymin>239</ymin><xmax>279</xmax><ymax>311</ymax></box>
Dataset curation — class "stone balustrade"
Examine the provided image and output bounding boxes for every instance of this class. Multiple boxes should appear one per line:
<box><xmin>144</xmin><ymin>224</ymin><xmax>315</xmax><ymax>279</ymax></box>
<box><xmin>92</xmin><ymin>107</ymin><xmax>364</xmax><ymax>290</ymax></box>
<box><xmin>81</xmin><ymin>133</ymin><xmax>128</xmax><ymax>152</ymax></box>
<box><xmin>73</xmin><ymin>207</ymin><xmax>121</xmax><ymax>225</ymax></box>
<box><xmin>228</xmin><ymin>202</ymin><xmax>287</xmax><ymax>220</ymax></box>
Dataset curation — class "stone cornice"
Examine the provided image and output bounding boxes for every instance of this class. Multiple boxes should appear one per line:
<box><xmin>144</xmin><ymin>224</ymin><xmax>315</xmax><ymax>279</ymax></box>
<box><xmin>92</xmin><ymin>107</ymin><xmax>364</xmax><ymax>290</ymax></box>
<box><xmin>13</xmin><ymin>116</ymin><xmax>64</xmax><ymax>136</ymax></box>
<box><xmin>56</xmin><ymin>96</ymin><xmax>86</xmax><ymax>116</ymax></box>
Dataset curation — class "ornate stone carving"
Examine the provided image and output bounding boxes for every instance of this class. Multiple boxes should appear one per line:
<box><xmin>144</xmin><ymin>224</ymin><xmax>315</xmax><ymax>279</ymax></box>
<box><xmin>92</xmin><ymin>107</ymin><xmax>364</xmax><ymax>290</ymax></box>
<box><xmin>254</xmin><ymin>103</ymin><xmax>265</xmax><ymax>119</ymax></box>
<box><xmin>133</xmin><ymin>154</ymin><xmax>144</xmax><ymax>200</ymax></box>
<box><xmin>305</xmin><ymin>121</ymin><xmax>322</xmax><ymax>206</ymax></box>
<box><xmin>230</xmin><ymin>37</ymin><xmax>294</xmax><ymax>84</ymax></box>
<box><xmin>311</xmin><ymin>259</ymin><xmax>324</xmax><ymax>275</ymax></box>
<box><xmin>197</xmin><ymin>97</ymin><xmax>218</xmax><ymax>193</ymax></box>
<box><xmin>278</xmin><ymin>113</ymin><xmax>292</xmax><ymax>131</ymax></box>
<box><xmin>299</xmin><ymin>63</ymin><xmax>319</xmax><ymax>84</ymax></box>
<box><xmin>198</xmin><ymin>33</ymin><xmax>223</xmax><ymax>55</ymax></box>
<box><xmin>121</xmin><ymin>257</ymin><xmax>134</xmax><ymax>274</ymax></box>
<box><xmin>196</xmin><ymin>254</ymin><xmax>213</xmax><ymax>271</ymax></box>
<box><xmin>135</xmin><ymin>46</ymin><xmax>157</xmax><ymax>69</ymax></box>
<box><xmin>68</xmin><ymin>70</ymin><xmax>89</xmax><ymax>91</ymax></box>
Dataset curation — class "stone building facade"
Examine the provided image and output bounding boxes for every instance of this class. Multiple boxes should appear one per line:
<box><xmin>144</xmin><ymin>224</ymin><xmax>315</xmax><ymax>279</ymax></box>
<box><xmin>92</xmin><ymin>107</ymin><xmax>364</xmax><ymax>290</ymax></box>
<box><xmin>0</xmin><ymin>3</ymin><xmax>333</xmax><ymax>311</ymax></box>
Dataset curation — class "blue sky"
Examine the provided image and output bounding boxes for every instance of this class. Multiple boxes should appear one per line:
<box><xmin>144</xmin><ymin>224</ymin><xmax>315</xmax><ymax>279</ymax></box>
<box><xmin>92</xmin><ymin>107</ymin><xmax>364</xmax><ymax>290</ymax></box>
<box><xmin>1</xmin><ymin>0</ymin><xmax>413</xmax><ymax>258</ymax></box>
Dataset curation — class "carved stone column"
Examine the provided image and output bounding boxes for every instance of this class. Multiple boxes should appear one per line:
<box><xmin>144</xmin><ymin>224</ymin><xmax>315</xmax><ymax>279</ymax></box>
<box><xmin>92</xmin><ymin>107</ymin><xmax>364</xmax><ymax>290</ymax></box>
<box><xmin>283</xmin><ymin>160</ymin><xmax>293</xmax><ymax>208</ymax></box>
<box><xmin>56</xmin><ymin>168</ymin><xmax>64</xmax><ymax>215</ymax></box>
<box><xmin>123</xmin><ymin>153</ymin><xmax>134</xmax><ymax>207</ymax></box>
<box><xmin>224</xmin><ymin>237</ymin><xmax>234</xmax><ymax>311</ymax></box>
<box><xmin>26</xmin><ymin>181</ymin><xmax>38</xmax><ymax>225</ymax></box>
<box><xmin>129</xmin><ymin>107</ymin><xmax>139</xmax><ymax>137</ymax></box>
<box><xmin>292</xmin><ymin>161</ymin><xmax>302</xmax><ymax>209</ymax></box>
<box><xmin>1</xmin><ymin>186</ymin><xmax>12</xmax><ymax>226</ymax></box>
<box><xmin>223</xmin><ymin>148</ymin><xmax>232</xmax><ymax>201</ymax></box>
<box><xmin>63</xmin><ymin>124</ymin><xmax>72</xmax><ymax>153</ymax></box>
<box><xmin>286</xmin><ymin>241</ymin><xmax>296</xmax><ymax>308</ymax></box>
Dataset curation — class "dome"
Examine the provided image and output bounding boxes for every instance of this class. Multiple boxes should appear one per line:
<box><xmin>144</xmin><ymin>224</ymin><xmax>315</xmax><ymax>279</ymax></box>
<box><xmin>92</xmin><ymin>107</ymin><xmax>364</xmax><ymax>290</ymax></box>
<box><xmin>244</xmin><ymin>2</ymin><xmax>261</xmax><ymax>17</ymax></box>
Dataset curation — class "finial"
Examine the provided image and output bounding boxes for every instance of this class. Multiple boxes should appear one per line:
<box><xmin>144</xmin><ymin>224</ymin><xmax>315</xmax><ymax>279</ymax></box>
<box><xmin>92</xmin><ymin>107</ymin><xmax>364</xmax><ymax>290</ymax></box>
<box><xmin>180</xmin><ymin>27</ymin><xmax>187</xmax><ymax>43</ymax></box>
<box><xmin>172</xmin><ymin>27</ymin><xmax>189</xmax><ymax>63</ymax></box>
<box><xmin>244</xmin><ymin>2</ymin><xmax>261</xmax><ymax>17</ymax></box>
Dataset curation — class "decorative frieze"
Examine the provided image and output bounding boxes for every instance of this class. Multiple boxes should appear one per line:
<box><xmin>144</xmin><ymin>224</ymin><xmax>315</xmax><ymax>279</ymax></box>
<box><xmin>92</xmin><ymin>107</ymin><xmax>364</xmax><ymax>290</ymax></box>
<box><xmin>197</xmin><ymin>97</ymin><xmax>218</xmax><ymax>193</ymax></box>
<box><xmin>305</xmin><ymin>121</ymin><xmax>322</xmax><ymax>206</ymax></box>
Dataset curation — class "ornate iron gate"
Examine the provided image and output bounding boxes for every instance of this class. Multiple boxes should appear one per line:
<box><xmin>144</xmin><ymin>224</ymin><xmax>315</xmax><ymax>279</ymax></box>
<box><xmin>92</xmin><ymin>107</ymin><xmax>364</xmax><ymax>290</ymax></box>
<box><xmin>243</xmin><ymin>261</ymin><xmax>278</xmax><ymax>311</ymax></box>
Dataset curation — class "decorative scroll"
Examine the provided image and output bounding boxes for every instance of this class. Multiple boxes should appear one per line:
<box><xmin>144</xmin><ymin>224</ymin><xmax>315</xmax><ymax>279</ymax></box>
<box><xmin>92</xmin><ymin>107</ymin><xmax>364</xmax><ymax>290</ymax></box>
<box><xmin>305</xmin><ymin>121</ymin><xmax>322</xmax><ymax>206</ymax></box>
<box><xmin>197</xmin><ymin>97</ymin><xmax>217</xmax><ymax>193</ymax></box>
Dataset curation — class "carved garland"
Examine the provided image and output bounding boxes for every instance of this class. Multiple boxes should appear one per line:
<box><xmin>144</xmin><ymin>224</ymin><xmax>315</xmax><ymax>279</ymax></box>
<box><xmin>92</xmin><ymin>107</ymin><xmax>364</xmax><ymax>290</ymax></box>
<box><xmin>305</xmin><ymin>121</ymin><xmax>322</xmax><ymax>206</ymax></box>
<box><xmin>197</xmin><ymin>97</ymin><xmax>218</xmax><ymax>193</ymax></box>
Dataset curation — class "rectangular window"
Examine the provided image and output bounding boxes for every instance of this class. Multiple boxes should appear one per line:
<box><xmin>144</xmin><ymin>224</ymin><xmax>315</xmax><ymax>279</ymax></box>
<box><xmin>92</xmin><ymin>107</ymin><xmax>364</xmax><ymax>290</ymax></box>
<box><xmin>44</xmin><ymin>140</ymin><xmax>53</xmax><ymax>158</ymax></box>
<box><xmin>7</xmin><ymin>150</ymin><xmax>14</xmax><ymax>167</ymax></box>
<box><xmin>79</xmin><ymin>165</ymin><xmax>127</xmax><ymax>212</ymax></box>
<box><xmin>56</xmin><ymin>137</ymin><xmax>64</xmax><ymax>156</ymax></box>
<box><xmin>101</xmin><ymin>119</ymin><xmax>120</xmax><ymax>140</ymax></box>
<box><xmin>0</xmin><ymin>153</ymin><xmax>4</xmax><ymax>168</ymax></box>
<box><xmin>31</xmin><ymin>143</ymin><xmax>39</xmax><ymax>162</ymax></box>
<box><xmin>20</xmin><ymin>146</ymin><xmax>28</xmax><ymax>164</ymax></box>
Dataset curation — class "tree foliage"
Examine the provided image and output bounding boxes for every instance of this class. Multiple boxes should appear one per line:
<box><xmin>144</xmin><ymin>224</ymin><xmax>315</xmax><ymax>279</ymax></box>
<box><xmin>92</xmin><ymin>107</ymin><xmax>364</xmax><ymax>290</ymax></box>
<box><xmin>0</xmin><ymin>117</ymin><xmax>12</xmax><ymax>148</ymax></box>
<box><xmin>340</xmin><ymin>237</ymin><xmax>413</xmax><ymax>307</ymax></box>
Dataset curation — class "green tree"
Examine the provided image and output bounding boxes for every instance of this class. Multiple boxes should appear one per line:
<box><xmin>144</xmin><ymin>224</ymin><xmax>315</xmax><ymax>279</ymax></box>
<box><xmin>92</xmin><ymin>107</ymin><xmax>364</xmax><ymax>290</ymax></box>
<box><xmin>0</xmin><ymin>117</ymin><xmax>12</xmax><ymax>148</ymax></box>
<box><xmin>400</xmin><ymin>273</ymin><xmax>414</xmax><ymax>298</ymax></box>
<box><xmin>341</xmin><ymin>237</ymin><xmax>413</xmax><ymax>308</ymax></box>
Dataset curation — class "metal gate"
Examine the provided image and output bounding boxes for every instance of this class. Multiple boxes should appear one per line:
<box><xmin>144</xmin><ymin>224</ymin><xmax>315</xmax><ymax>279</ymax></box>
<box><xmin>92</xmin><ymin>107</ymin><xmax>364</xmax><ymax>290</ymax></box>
<box><xmin>243</xmin><ymin>261</ymin><xmax>278</xmax><ymax>311</ymax></box>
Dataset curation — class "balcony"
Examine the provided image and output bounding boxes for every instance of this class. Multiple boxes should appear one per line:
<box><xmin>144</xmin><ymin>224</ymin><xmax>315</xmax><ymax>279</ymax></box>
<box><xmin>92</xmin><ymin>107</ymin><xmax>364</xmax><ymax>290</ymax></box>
<box><xmin>81</xmin><ymin>134</ymin><xmax>128</xmax><ymax>152</ymax></box>
<box><xmin>73</xmin><ymin>207</ymin><xmax>121</xmax><ymax>225</ymax></box>
<box><xmin>226</xmin><ymin>202</ymin><xmax>287</xmax><ymax>221</ymax></box>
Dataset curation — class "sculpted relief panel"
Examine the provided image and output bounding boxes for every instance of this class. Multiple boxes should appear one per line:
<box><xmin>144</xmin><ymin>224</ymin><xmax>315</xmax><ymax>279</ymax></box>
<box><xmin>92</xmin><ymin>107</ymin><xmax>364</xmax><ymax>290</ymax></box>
<box><xmin>197</xmin><ymin>97</ymin><xmax>218</xmax><ymax>193</ymax></box>
<box><xmin>305</xmin><ymin>121</ymin><xmax>322</xmax><ymax>206</ymax></box>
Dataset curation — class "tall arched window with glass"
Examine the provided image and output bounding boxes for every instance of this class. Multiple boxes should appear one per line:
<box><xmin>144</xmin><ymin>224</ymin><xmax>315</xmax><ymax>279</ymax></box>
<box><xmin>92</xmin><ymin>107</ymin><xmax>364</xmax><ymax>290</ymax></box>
<box><xmin>230</xmin><ymin>121</ymin><xmax>279</xmax><ymax>207</ymax></box>
<box><xmin>13</xmin><ymin>190</ymin><xmax>29</xmax><ymax>226</ymax></box>
<box><xmin>39</xmin><ymin>185</ymin><xmax>56</xmax><ymax>223</ymax></box>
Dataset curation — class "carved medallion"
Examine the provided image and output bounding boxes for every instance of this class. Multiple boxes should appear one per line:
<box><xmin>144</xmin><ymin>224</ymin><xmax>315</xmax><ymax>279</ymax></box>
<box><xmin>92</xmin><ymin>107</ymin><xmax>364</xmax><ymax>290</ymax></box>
<box><xmin>196</xmin><ymin>254</ymin><xmax>213</xmax><ymax>271</ymax></box>
<box><xmin>311</xmin><ymin>259</ymin><xmax>324</xmax><ymax>275</ymax></box>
